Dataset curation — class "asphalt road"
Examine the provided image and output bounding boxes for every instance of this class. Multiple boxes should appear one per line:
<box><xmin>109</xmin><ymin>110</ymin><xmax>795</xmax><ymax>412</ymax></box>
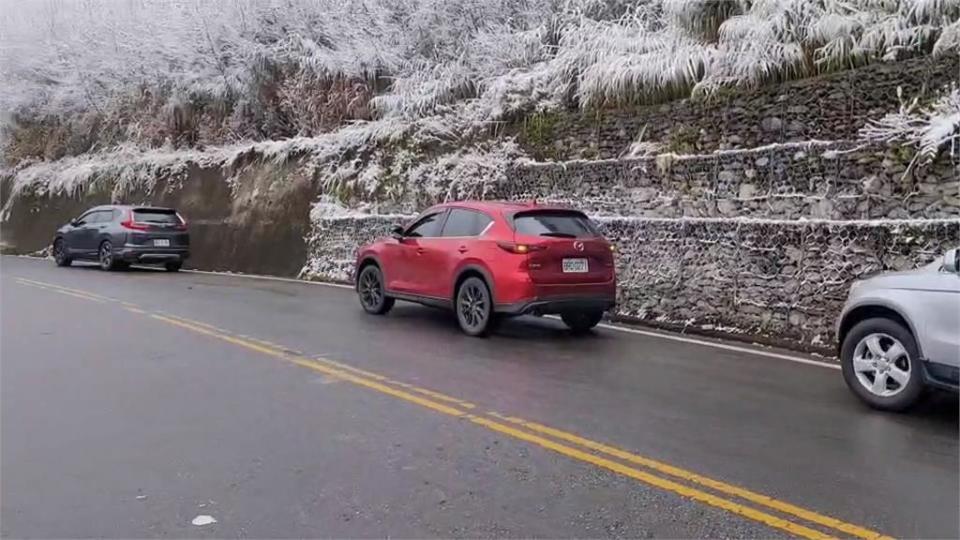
<box><xmin>2</xmin><ymin>255</ymin><xmax>957</xmax><ymax>539</ymax></box>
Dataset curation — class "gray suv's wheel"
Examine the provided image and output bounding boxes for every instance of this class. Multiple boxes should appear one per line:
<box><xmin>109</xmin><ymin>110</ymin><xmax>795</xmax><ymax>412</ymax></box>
<box><xmin>99</xmin><ymin>240</ymin><xmax>120</xmax><ymax>271</ymax></box>
<box><xmin>841</xmin><ymin>317</ymin><xmax>925</xmax><ymax>411</ymax></box>
<box><xmin>53</xmin><ymin>238</ymin><xmax>72</xmax><ymax>267</ymax></box>
<box><xmin>357</xmin><ymin>265</ymin><xmax>394</xmax><ymax>315</ymax></box>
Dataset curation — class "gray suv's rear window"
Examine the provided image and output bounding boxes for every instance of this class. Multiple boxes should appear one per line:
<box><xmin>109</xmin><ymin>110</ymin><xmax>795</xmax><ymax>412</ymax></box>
<box><xmin>134</xmin><ymin>209</ymin><xmax>180</xmax><ymax>224</ymax></box>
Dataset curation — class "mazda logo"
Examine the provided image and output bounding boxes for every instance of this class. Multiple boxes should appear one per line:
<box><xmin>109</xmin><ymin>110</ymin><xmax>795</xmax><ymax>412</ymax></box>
<box><xmin>573</xmin><ymin>241</ymin><xmax>584</xmax><ymax>252</ymax></box>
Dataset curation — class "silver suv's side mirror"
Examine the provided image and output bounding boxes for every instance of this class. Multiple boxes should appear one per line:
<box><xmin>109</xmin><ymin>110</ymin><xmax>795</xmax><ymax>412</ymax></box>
<box><xmin>943</xmin><ymin>248</ymin><xmax>959</xmax><ymax>273</ymax></box>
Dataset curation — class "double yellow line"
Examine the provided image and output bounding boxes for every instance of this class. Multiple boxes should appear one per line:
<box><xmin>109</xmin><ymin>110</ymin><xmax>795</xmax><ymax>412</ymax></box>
<box><xmin>13</xmin><ymin>276</ymin><xmax>892</xmax><ymax>539</ymax></box>
<box><xmin>15</xmin><ymin>277</ymin><xmax>108</xmax><ymax>302</ymax></box>
<box><xmin>150</xmin><ymin>314</ymin><xmax>890</xmax><ymax>540</ymax></box>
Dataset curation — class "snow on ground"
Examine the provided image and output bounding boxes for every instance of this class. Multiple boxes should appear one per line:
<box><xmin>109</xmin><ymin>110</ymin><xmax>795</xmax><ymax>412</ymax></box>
<box><xmin>2</xmin><ymin>1</ymin><xmax>957</xmax><ymax>132</ymax></box>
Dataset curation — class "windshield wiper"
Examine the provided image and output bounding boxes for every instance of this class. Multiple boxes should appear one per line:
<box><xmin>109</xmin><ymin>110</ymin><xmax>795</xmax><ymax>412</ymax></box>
<box><xmin>539</xmin><ymin>232</ymin><xmax>577</xmax><ymax>238</ymax></box>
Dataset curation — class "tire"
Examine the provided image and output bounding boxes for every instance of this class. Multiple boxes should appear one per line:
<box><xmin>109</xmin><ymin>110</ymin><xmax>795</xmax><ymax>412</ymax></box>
<box><xmin>357</xmin><ymin>265</ymin><xmax>394</xmax><ymax>315</ymax></box>
<box><xmin>561</xmin><ymin>310</ymin><xmax>604</xmax><ymax>334</ymax></box>
<box><xmin>98</xmin><ymin>240</ymin><xmax>120</xmax><ymax>271</ymax></box>
<box><xmin>165</xmin><ymin>262</ymin><xmax>182</xmax><ymax>272</ymax></box>
<box><xmin>53</xmin><ymin>238</ymin><xmax>72</xmax><ymax>267</ymax></box>
<box><xmin>841</xmin><ymin>317</ymin><xmax>925</xmax><ymax>412</ymax></box>
<box><xmin>455</xmin><ymin>276</ymin><xmax>494</xmax><ymax>337</ymax></box>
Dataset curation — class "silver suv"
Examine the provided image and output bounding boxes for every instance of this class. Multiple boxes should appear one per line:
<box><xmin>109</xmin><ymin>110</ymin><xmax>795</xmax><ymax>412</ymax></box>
<box><xmin>837</xmin><ymin>248</ymin><xmax>960</xmax><ymax>411</ymax></box>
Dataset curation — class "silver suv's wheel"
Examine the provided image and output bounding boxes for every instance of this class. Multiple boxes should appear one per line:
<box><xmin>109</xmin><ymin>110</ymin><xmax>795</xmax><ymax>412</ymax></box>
<box><xmin>852</xmin><ymin>333</ymin><xmax>911</xmax><ymax>397</ymax></box>
<box><xmin>841</xmin><ymin>317</ymin><xmax>924</xmax><ymax>411</ymax></box>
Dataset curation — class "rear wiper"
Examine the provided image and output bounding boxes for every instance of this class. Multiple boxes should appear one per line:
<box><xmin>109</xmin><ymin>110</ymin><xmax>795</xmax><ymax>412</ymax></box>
<box><xmin>539</xmin><ymin>232</ymin><xmax>577</xmax><ymax>238</ymax></box>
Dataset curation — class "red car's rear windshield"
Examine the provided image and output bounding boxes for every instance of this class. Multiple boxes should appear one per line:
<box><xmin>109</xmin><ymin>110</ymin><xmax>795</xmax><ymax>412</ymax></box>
<box><xmin>512</xmin><ymin>210</ymin><xmax>600</xmax><ymax>239</ymax></box>
<box><xmin>134</xmin><ymin>209</ymin><xmax>181</xmax><ymax>224</ymax></box>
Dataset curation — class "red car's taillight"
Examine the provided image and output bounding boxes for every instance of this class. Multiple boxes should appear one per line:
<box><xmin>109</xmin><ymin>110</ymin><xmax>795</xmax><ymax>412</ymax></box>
<box><xmin>497</xmin><ymin>242</ymin><xmax>544</xmax><ymax>254</ymax></box>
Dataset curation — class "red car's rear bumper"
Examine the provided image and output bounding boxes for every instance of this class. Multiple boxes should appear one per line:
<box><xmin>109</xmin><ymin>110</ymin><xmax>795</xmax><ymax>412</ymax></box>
<box><xmin>495</xmin><ymin>279</ymin><xmax>616</xmax><ymax>315</ymax></box>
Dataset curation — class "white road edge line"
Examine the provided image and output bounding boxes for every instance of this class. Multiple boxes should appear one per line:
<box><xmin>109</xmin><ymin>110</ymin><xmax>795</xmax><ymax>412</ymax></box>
<box><xmin>598</xmin><ymin>322</ymin><xmax>839</xmax><ymax>370</ymax></box>
<box><xmin>9</xmin><ymin>255</ymin><xmax>839</xmax><ymax>370</ymax></box>
<box><xmin>185</xmin><ymin>266</ymin><xmax>840</xmax><ymax>370</ymax></box>
<box><xmin>539</xmin><ymin>314</ymin><xmax>839</xmax><ymax>370</ymax></box>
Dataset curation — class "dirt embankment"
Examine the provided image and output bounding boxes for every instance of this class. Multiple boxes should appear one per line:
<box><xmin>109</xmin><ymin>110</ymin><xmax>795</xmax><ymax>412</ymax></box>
<box><xmin>1</xmin><ymin>157</ymin><xmax>319</xmax><ymax>277</ymax></box>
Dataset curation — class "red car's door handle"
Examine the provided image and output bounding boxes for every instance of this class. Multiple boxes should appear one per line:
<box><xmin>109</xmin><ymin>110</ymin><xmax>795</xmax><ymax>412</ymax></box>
<box><xmin>417</xmin><ymin>248</ymin><xmax>425</xmax><ymax>255</ymax></box>
<box><xmin>458</xmin><ymin>246</ymin><xmax>468</xmax><ymax>253</ymax></box>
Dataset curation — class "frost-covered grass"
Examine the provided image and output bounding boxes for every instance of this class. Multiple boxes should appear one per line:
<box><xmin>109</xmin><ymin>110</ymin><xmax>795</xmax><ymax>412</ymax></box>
<box><xmin>0</xmin><ymin>112</ymin><xmax>527</xmax><ymax>218</ymax></box>
<box><xmin>2</xmin><ymin>0</ymin><xmax>958</xmax><ymax>163</ymax></box>
<box><xmin>861</xmin><ymin>85</ymin><xmax>960</xmax><ymax>172</ymax></box>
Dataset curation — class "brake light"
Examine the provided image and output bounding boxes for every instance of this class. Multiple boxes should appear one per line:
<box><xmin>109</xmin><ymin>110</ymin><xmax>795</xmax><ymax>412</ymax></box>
<box><xmin>120</xmin><ymin>211</ymin><xmax>149</xmax><ymax>230</ymax></box>
<box><xmin>497</xmin><ymin>242</ymin><xmax>544</xmax><ymax>254</ymax></box>
<box><xmin>175</xmin><ymin>213</ymin><xmax>188</xmax><ymax>230</ymax></box>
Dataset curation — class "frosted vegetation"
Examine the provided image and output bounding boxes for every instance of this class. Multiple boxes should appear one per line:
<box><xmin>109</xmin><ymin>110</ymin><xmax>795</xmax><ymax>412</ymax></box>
<box><xmin>1</xmin><ymin>0</ymin><xmax>957</xmax><ymax>200</ymax></box>
<box><xmin>862</xmin><ymin>85</ymin><xmax>960</xmax><ymax>170</ymax></box>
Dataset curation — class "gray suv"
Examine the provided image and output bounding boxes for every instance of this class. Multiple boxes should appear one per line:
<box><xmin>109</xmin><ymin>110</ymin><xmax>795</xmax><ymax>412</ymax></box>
<box><xmin>53</xmin><ymin>205</ymin><xmax>190</xmax><ymax>272</ymax></box>
<box><xmin>837</xmin><ymin>248</ymin><xmax>960</xmax><ymax>411</ymax></box>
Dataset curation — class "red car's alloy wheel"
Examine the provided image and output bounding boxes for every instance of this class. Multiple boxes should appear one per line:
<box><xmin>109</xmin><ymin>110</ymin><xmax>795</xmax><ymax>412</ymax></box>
<box><xmin>456</xmin><ymin>277</ymin><xmax>492</xmax><ymax>336</ymax></box>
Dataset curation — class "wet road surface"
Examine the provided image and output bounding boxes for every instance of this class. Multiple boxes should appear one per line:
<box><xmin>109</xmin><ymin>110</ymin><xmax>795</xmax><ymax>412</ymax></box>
<box><xmin>2</xmin><ymin>256</ymin><xmax>957</xmax><ymax>538</ymax></box>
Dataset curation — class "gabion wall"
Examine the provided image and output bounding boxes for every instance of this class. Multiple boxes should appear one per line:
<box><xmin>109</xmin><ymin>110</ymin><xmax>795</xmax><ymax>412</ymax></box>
<box><xmin>604</xmin><ymin>217</ymin><xmax>958</xmax><ymax>347</ymax></box>
<box><xmin>534</xmin><ymin>54</ymin><xmax>958</xmax><ymax>159</ymax></box>
<box><xmin>300</xmin><ymin>215</ymin><xmax>959</xmax><ymax>350</ymax></box>
<box><xmin>366</xmin><ymin>142</ymin><xmax>960</xmax><ymax>220</ymax></box>
<box><xmin>502</xmin><ymin>142</ymin><xmax>960</xmax><ymax>220</ymax></box>
<box><xmin>300</xmin><ymin>216</ymin><xmax>403</xmax><ymax>282</ymax></box>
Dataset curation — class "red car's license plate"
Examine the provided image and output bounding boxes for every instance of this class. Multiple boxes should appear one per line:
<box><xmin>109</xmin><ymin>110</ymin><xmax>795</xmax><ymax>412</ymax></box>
<box><xmin>562</xmin><ymin>258</ymin><xmax>588</xmax><ymax>273</ymax></box>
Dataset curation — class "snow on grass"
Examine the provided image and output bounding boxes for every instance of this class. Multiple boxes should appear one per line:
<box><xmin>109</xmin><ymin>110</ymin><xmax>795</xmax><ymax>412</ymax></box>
<box><xmin>3</xmin><ymin>0</ymin><xmax>957</xmax><ymax>132</ymax></box>
<box><xmin>2</xmin><ymin>144</ymin><xmax>229</xmax><ymax>202</ymax></box>
<box><xmin>0</xmin><ymin>111</ymin><xmax>527</xmax><ymax>220</ymax></box>
<box><xmin>1</xmin><ymin>0</ymin><xmax>957</xmax><ymax>214</ymax></box>
<box><xmin>860</xmin><ymin>85</ymin><xmax>960</xmax><ymax>169</ymax></box>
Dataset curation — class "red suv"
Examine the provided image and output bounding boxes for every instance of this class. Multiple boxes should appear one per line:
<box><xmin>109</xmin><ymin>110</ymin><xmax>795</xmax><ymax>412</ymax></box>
<box><xmin>354</xmin><ymin>201</ymin><xmax>616</xmax><ymax>336</ymax></box>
